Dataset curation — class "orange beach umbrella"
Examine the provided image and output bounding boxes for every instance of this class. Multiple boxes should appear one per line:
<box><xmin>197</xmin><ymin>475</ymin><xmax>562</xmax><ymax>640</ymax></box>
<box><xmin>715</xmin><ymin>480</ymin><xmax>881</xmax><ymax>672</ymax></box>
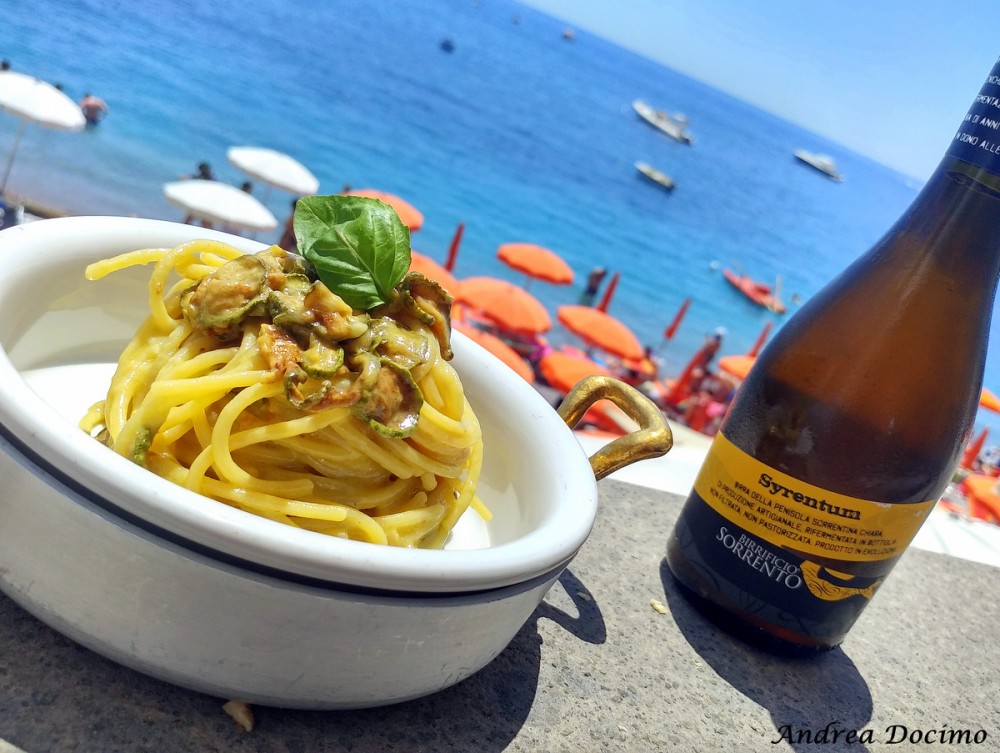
<box><xmin>747</xmin><ymin>321</ymin><xmax>773</xmax><ymax>358</ymax></box>
<box><xmin>964</xmin><ymin>473</ymin><xmax>1000</xmax><ymax>523</ymax></box>
<box><xmin>663</xmin><ymin>297</ymin><xmax>691</xmax><ymax>341</ymax></box>
<box><xmin>596</xmin><ymin>270</ymin><xmax>620</xmax><ymax>313</ymax></box>
<box><xmin>497</xmin><ymin>243</ymin><xmax>574</xmax><ymax>286</ymax></box>
<box><xmin>454</xmin><ymin>323</ymin><xmax>535</xmax><ymax>383</ymax></box>
<box><xmin>962</xmin><ymin>427</ymin><xmax>989</xmax><ymax>470</ymax></box>
<box><xmin>981</xmin><ymin>388</ymin><xmax>1000</xmax><ymax>413</ymax></box>
<box><xmin>445</xmin><ymin>222</ymin><xmax>464</xmax><ymax>272</ymax></box>
<box><xmin>409</xmin><ymin>251</ymin><xmax>459</xmax><ymax>294</ymax></box>
<box><xmin>556</xmin><ymin>304</ymin><xmax>643</xmax><ymax>361</ymax></box>
<box><xmin>456</xmin><ymin>277</ymin><xmax>552</xmax><ymax>335</ymax></box>
<box><xmin>718</xmin><ymin>354</ymin><xmax>755</xmax><ymax>381</ymax></box>
<box><xmin>538</xmin><ymin>351</ymin><xmax>611</xmax><ymax>394</ymax></box>
<box><xmin>345</xmin><ymin>189</ymin><xmax>424</xmax><ymax>231</ymax></box>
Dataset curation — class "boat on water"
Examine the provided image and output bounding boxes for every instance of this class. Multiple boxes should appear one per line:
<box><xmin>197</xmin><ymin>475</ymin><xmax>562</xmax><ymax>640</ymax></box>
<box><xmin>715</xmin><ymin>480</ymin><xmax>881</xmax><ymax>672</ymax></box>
<box><xmin>794</xmin><ymin>149</ymin><xmax>843</xmax><ymax>181</ymax></box>
<box><xmin>723</xmin><ymin>269</ymin><xmax>787</xmax><ymax>314</ymax></box>
<box><xmin>632</xmin><ymin>100</ymin><xmax>693</xmax><ymax>145</ymax></box>
<box><xmin>634</xmin><ymin>161</ymin><xmax>675</xmax><ymax>192</ymax></box>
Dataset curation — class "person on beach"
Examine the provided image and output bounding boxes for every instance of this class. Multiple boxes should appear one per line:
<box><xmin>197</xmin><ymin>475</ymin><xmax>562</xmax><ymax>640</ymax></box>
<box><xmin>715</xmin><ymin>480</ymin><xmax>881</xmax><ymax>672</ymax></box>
<box><xmin>619</xmin><ymin>345</ymin><xmax>659</xmax><ymax>387</ymax></box>
<box><xmin>79</xmin><ymin>93</ymin><xmax>108</xmax><ymax>124</ymax></box>
<box><xmin>504</xmin><ymin>330</ymin><xmax>553</xmax><ymax>365</ymax></box>
<box><xmin>686</xmin><ymin>327</ymin><xmax>725</xmax><ymax>394</ymax></box>
<box><xmin>676</xmin><ymin>368</ymin><xmax>736</xmax><ymax>436</ymax></box>
<box><xmin>185</xmin><ymin>162</ymin><xmax>215</xmax><ymax>181</ymax></box>
<box><xmin>0</xmin><ymin>60</ymin><xmax>10</xmax><ymax>71</ymax></box>
<box><xmin>181</xmin><ymin>162</ymin><xmax>216</xmax><ymax>226</ymax></box>
<box><xmin>0</xmin><ymin>195</ymin><xmax>22</xmax><ymax>230</ymax></box>
<box><xmin>579</xmin><ymin>266</ymin><xmax>607</xmax><ymax>306</ymax></box>
<box><xmin>278</xmin><ymin>198</ymin><xmax>300</xmax><ymax>252</ymax></box>
<box><xmin>696</xmin><ymin>327</ymin><xmax>725</xmax><ymax>369</ymax></box>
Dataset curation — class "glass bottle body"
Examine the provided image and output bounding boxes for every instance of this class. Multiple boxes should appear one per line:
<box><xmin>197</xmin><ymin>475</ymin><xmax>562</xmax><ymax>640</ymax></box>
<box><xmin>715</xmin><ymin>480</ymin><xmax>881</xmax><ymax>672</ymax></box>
<box><xmin>667</xmin><ymin>154</ymin><xmax>1000</xmax><ymax>650</ymax></box>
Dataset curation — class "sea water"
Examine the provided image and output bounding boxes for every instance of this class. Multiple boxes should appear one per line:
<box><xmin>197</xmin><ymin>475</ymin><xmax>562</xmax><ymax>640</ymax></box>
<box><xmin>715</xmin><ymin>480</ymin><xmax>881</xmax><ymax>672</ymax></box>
<box><xmin>3</xmin><ymin>0</ymin><xmax>998</xmax><ymax>437</ymax></box>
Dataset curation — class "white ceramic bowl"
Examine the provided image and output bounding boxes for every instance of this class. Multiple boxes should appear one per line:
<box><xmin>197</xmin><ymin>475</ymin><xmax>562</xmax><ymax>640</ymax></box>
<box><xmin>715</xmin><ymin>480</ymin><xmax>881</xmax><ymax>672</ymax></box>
<box><xmin>0</xmin><ymin>217</ymin><xmax>662</xmax><ymax>709</ymax></box>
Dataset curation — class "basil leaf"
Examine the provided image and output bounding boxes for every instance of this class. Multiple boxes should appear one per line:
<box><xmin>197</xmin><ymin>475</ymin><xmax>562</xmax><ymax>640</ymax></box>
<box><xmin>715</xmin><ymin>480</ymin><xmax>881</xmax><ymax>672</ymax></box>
<box><xmin>294</xmin><ymin>195</ymin><xmax>412</xmax><ymax>311</ymax></box>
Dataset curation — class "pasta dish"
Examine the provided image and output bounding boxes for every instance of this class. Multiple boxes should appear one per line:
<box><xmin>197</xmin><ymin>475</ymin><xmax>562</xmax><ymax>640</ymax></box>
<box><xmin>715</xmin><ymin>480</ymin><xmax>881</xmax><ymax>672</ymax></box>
<box><xmin>80</xmin><ymin>239</ymin><xmax>486</xmax><ymax>548</ymax></box>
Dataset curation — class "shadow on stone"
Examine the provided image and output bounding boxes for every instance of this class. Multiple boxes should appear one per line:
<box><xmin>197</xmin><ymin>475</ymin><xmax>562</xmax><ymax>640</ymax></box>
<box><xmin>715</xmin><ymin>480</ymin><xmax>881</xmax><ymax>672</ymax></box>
<box><xmin>659</xmin><ymin>558</ymin><xmax>875</xmax><ymax>752</ymax></box>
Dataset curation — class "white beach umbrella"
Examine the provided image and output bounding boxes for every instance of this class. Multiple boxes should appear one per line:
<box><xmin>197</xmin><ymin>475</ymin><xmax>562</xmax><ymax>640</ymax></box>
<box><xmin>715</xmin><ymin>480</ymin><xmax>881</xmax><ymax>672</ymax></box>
<box><xmin>227</xmin><ymin>146</ymin><xmax>319</xmax><ymax>199</ymax></box>
<box><xmin>163</xmin><ymin>179</ymin><xmax>278</xmax><ymax>232</ymax></box>
<box><xmin>0</xmin><ymin>71</ymin><xmax>87</xmax><ymax>193</ymax></box>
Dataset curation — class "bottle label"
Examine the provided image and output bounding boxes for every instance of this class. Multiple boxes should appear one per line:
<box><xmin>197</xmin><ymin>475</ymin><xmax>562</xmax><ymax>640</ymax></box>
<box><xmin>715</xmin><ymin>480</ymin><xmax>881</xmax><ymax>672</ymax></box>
<box><xmin>948</xmin><ymin>56</ymin><xmax>1000</xmax><ymax>172</ymax></box>
<box><xmin>672</xmin><ymin>434</ymin><xmax>938</xmax><ymax>643</ymax></box>
<box><xmin>693</xmin><ymin>433</ymin><xmax>935</xmax><ymax>563</ymax></box>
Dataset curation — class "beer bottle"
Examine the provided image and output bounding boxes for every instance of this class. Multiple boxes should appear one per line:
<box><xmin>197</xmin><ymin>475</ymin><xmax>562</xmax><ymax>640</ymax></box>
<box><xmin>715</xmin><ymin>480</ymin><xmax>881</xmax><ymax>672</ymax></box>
<box><xmin>666</xmin><ymin>57</ymin><xmax>1000</xmax><ymax>650</ymax></box>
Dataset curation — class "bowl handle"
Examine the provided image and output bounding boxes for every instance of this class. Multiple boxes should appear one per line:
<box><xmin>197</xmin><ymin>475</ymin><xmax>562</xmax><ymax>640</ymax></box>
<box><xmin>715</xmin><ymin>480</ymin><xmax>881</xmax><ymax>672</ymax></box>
<box><xmin>556</xmin><ymin>376</ymin><xmax>674</xmax><ymax>480</ymax></box>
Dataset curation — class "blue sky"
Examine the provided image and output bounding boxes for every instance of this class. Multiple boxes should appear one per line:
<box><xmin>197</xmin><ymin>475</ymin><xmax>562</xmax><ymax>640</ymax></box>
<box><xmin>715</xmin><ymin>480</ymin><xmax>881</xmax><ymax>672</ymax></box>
<box><xmin>520</xmin><ymin>0</ymin><xmax>1000</xmax><ymax>180</ymax></box>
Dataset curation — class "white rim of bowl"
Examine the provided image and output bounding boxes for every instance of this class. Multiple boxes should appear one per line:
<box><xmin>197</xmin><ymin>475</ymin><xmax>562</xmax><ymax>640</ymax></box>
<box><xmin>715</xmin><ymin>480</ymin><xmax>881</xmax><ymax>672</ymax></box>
<box><xmin>0</xmin><ymin>216</ymin><xmax>599</xmax><ymax>594</ymax></box>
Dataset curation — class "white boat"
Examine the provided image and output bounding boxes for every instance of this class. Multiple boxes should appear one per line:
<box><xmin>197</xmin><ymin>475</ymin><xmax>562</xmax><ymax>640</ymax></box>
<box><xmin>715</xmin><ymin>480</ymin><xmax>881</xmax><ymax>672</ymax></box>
<box><xmin>632</xmin><ymin>100</ymin><xmax>693</xmax><ymax>145</ymax></box>
<box><xmin>634</xmin><ymin>161</ymin><xmax>675</xmax><ymax>192</ymax></box>
<box><xmin>794</xmin><ymin>149</ymin><xmax>843</xmax><ymax>181</ymax></box>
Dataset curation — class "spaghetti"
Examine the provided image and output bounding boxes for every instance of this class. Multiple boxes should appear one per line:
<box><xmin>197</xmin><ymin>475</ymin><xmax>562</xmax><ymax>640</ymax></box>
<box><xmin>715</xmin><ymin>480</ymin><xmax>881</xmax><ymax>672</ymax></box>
<box><xmin>81</xmin><ymin>239</ymin><xmax>487</xmax><ymax>548</ymax></box>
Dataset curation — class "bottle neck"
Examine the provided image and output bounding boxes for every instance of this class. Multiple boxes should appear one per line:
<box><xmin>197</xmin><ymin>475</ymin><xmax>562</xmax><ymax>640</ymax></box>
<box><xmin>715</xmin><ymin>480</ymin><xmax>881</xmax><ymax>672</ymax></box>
<box><xmin>901</xmin><ymin>158</ymin><xmax>1000</xmax><ymax>267</ymax></box>
<box><xmin>941</xmin><ymin>56</ymin><xmax>1000</xmax><ymax>189</ymax></box>
<box><xmin>886</xmin><ymin>57</ymin><xmax>1000</xmax><ymax>277</ymax></box>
